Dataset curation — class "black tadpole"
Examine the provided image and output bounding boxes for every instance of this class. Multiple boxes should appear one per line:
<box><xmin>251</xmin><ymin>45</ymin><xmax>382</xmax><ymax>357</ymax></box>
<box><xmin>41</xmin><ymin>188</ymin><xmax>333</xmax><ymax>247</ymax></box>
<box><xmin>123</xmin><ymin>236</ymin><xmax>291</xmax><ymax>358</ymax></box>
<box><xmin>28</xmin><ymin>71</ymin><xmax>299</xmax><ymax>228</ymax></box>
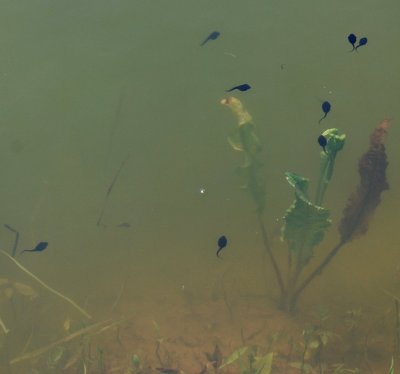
<box><xmin>226</xmin><ymin>84</ymin><xmax>251</xmax><ymax>93</ymax></box>
<box><xmin>317</xmin><ymin>134</ymin><xmax>327</xmax><ymax>154</ymax></box>
<box><xmin>318</xmin><ymin>101</ymin><xmax>331</xmax><ymax>124</ymax></box>
<box><xmin>21</xmin><ymin>241</ymin><xmax>48</xmax><ymax>254</ymax></box>
<box><xmin>200</xmin><ymin>31</ymin><xmax>220</xmax><ymax>46</ymax></box>
<box><xmin>97</xmin><ymin>155</ymin><xmax>130</xmax><ymax>227</ymax></box>
<box><xmin>216</xmin><ymin>235</ymin><xmax>228</xmax><ymax>258</ymax></box>
<box><xmin>355</xmin><ymin>37</ymin><xmax>368</xmax><ymax>50</ymax></box>
<box><xmin>347</xmin><ymin>33</ymin><xmax>357</xmax><ymax>51</ymax></box>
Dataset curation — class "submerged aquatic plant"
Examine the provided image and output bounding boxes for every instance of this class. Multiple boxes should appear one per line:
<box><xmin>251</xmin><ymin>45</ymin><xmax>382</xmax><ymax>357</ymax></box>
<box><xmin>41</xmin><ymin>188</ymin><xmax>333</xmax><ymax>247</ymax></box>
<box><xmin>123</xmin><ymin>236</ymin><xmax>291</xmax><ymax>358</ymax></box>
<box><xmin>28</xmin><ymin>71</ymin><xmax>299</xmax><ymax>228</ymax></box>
<box><xmin>221</xmin><ymin>97</ymin><xmax>390</xmax><ymax>313</ymax></box>
<box><xmin>219</xmin><ymin>345</ymin><xmax>273</xmax><ymax>374</ymax></box>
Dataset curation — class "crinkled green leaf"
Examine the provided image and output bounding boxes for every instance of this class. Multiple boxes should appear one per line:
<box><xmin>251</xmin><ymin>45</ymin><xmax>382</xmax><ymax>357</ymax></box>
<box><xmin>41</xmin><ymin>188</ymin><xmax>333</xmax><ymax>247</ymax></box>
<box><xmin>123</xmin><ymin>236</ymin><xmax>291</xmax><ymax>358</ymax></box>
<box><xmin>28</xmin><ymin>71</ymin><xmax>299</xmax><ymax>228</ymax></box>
<box><xmin>282</xmin><ymin>172</ymin><xmax>331</xmax><ymax>265</ymax></box>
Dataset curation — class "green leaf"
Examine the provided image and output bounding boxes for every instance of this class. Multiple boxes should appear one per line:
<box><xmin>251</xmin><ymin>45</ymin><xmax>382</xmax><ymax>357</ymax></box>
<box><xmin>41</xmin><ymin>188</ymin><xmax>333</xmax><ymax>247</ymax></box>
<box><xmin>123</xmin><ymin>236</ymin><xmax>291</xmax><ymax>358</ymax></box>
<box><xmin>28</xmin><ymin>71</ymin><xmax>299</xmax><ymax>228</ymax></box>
<box><xmin>282</xmin><ymin>172</ymin><xmax>331</xmax><ymax>265</ymax></box>
<box><xmin>219</xmin><ymin>346</ymin><xmax>248</xmax><ymax>368</ymax></box>
<box><xmin>389</xmin><ymin>356</ymin><xmax>394</xmax><ymax>374</ymax></box>
<box><xmin>253</xmin><ymin>352</ymin><xmax>273</xmax><ymax>374</ymax></box>
<box><xmin>222</xmin><ymin>97</ymin><xmax>266</xmax><ymax>213</ymax></box>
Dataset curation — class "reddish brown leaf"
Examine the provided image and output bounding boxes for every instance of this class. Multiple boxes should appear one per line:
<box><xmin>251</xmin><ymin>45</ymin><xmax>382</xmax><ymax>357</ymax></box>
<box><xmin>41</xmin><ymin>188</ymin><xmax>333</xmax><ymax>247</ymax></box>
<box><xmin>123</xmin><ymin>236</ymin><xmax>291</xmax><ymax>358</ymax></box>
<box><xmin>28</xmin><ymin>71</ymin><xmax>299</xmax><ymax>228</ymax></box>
<box><xmin>338</xmin><ymin>119</ymin><xmax>390</xmax><ymax>243</ymax></box>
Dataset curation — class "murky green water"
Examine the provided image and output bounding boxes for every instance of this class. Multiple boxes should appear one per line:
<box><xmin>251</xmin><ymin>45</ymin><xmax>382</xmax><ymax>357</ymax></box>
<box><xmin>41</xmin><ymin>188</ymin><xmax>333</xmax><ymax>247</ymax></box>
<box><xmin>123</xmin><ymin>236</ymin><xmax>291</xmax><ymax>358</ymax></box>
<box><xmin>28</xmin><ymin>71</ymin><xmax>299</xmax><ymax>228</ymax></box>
<box><xmin>0</xmin><ymin>0</ymin><xmax>399</xmax><ymax>372</ymax></box>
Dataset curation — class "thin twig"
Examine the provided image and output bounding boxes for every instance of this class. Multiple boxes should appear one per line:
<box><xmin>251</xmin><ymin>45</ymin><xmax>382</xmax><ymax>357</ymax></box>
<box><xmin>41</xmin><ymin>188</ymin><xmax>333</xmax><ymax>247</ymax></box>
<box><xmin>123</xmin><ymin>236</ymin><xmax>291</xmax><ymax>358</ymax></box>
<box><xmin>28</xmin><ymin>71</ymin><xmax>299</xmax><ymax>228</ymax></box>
<box><xmin>0</xmin><ymin>315</ymin><xmax>10</xmax><ymax>334</ymax></box>
<box><xmin>4</xmin><ymin>224</ymin><xmax>19</xmax><ymax>258</ymax></box>
<box><xmin>0</xmin><ymin>249</ymin><xmax>91</xmax><ymax>319</ymax></box>
<box><xmin>110</xmin><ymin>280</ymin><xmax>126</xmax><ymax>312</ymax></box>
<box><xmin>97</xmin><ymin>155</ymin><xmax>129</xmax><ymax>227</ymax></box>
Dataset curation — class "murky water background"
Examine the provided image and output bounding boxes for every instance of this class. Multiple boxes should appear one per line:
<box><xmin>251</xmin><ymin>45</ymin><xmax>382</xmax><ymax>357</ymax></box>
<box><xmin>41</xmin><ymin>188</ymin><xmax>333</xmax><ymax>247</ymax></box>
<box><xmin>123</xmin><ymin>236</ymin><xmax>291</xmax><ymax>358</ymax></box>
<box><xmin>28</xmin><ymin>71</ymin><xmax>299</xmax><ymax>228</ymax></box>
<box><xmin>0</xmin><ymin>0</ymin><xmax>399</xmax><ymax>372</ymax></box>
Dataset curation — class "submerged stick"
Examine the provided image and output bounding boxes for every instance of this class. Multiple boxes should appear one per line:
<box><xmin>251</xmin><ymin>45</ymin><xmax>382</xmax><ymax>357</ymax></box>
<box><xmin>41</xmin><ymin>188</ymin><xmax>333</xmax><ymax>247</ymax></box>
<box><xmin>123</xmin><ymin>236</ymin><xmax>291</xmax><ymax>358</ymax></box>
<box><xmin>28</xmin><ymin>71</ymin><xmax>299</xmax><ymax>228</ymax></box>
<box><xmin>97</xmin><ymin>155</ymin><xmax>129</xmax><ymax>227</ymax></box>
<box><xmin>4</xmin><ymin>224</ymin><xmax>20</xmax><ymax>258</ymax></box>
<box><xmin>0</xmin><ymin>315</ymin><xmax>10</xmax><ymax>334</ymax></box>
<box><xmin>0</xmin><ymin>250</ymin><xmax>91</xmax><ymax>319</ymax></box>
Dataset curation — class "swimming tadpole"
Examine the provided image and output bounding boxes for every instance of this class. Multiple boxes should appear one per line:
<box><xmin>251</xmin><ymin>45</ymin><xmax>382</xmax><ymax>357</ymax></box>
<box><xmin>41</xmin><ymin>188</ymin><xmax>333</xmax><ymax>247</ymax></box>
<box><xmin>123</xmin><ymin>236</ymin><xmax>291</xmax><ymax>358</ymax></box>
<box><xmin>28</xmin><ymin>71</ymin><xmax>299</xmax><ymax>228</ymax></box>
<box><xmin>317</xmin><ymin>134</ymin><xmax>327</xmax><ymax>153</ymax></box>
<box><xmin>318</xmin><ymin>101</ymin><xmax>331</xmax><ymax>124</ymax></box>
<box><xmin>355</xmin><ymin>37</ymin><xmax>368</xmax><ymax>50</ymax></box>
<box><xmin>20</xmin><ymin>241</ymin><xmax>48</xmax><ymax>254</ymax></box>
<box><xmin>200</xmin><ymin>31</ymin><xmax>220</xmax><ymax>46</ymax></box>
<box><xmin>226</xmin><ymin>84</ymin><xmax>251</xmax><ymax>93</ymax></box>
<box><xmin>347</xmin><ymin>33</ymin><xmax>357</xmax><ymax>51</ymax></box>
<box><xmin>216</xmin><ymin>235</ymin><xmax>228</xmax><ymax>258</ymax></box>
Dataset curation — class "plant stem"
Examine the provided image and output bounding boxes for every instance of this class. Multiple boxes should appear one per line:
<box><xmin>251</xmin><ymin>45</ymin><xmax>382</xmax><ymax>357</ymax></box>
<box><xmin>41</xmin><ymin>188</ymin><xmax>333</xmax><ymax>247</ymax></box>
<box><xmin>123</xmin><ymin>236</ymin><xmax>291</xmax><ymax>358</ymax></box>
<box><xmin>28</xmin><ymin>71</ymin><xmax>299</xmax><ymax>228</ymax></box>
<box><xmin>257</xmin><ymin>214</ymin><xmax>285</xmax><ymax>297</ymax></box>
<box><xmin>289</xmin><ymin>241</ymin><xmax>345</xmax><ymax>312</ymax></box>
<box><xmin>315</xmin><ymin>153</ymin><xmax>334</xmax><ymax>206</ymax></box>
<box><xmin>0</xmin><ymin>250</ymin><xmax>91</xmax><ymax>319</ymax></box>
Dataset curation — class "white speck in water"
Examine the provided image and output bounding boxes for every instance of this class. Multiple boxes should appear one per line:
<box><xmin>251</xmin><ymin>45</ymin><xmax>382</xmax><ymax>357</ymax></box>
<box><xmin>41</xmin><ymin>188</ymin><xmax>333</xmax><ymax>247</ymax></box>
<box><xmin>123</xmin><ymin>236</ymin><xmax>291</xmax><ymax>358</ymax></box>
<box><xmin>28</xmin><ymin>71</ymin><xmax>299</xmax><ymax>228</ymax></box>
<box><xmin>199</xmin><ymin>188</ymin><xmax>206</xmax><ymax>195</ymax></box>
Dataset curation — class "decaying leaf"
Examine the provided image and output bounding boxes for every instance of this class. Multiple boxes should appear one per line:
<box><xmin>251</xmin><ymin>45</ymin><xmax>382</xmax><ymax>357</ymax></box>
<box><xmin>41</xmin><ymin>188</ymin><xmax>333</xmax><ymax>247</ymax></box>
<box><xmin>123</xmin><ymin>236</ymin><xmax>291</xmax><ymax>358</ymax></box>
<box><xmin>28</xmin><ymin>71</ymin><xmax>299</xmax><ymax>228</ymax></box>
<box><xmin>63</xmin><ymin>317</ymin><xmax>71</xmax><ymax>333</ymax></box>
<box><xmin>13</xmin><ymin>282</ymin><xmax>38</xmax><ymax>299</ymax></box>
<box><xmin>338</xmin><ymin>119</ymin><xmax>390</xmax><ymax>243</ymax></box>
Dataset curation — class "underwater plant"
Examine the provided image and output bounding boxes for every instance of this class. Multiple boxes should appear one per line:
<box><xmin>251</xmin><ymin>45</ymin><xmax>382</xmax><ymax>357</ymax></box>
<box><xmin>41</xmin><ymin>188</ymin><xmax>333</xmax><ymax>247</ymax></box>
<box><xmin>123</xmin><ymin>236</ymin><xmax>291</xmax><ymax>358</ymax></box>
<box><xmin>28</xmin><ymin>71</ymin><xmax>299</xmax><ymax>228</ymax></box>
<box><xmin>221</xmin><ymin>97</ymin><xmax>390</xmax><ymax>314</ymax></box>
<box><xmin>218</xmin><ymin>345</ymin><xmax>273</xmax><ymax>374</ymax></box>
